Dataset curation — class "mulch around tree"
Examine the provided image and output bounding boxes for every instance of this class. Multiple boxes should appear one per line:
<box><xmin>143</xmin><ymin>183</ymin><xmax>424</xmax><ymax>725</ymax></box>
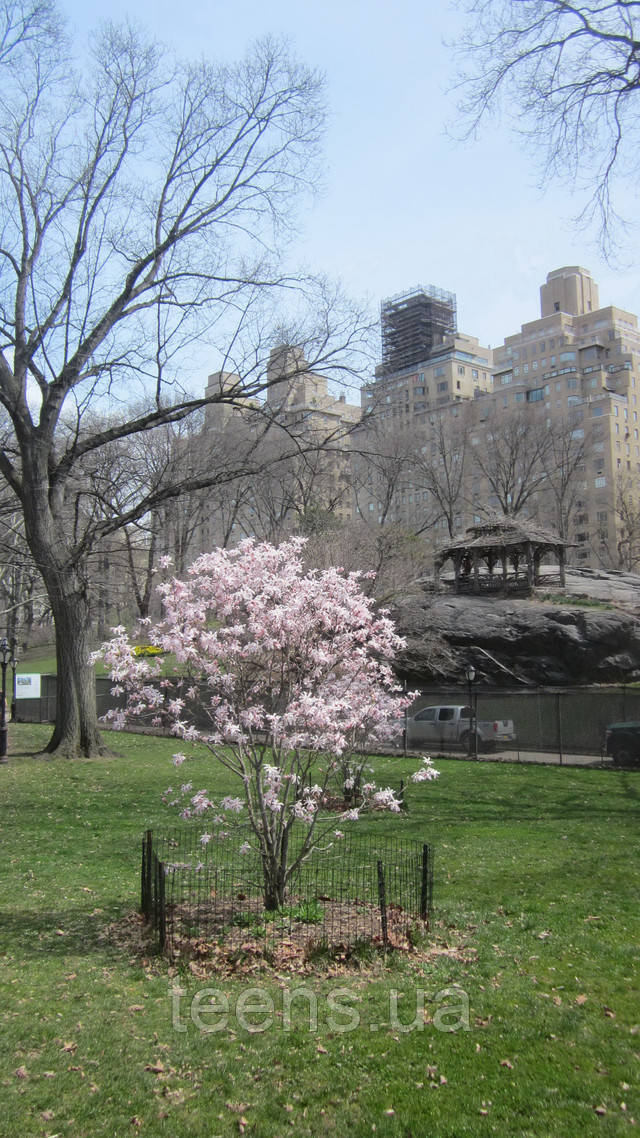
<box><xmin>101</xmin><ymin>907</ymin><xmax>476</xmax><ymax>977</ymax></box>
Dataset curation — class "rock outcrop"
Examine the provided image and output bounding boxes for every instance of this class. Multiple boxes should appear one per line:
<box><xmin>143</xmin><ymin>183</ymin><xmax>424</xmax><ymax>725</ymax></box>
<box><xmin>393</xmin><ymin>569</ymin><xmax>640</xmax><ymax>687</ymax></box>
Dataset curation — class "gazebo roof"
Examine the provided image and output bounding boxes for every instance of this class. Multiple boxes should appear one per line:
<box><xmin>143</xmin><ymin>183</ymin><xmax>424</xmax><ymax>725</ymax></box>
<box><xmin>435</xmin><ymin>515</ymin><xmax>570</xmax><ymax>562</ymax></box>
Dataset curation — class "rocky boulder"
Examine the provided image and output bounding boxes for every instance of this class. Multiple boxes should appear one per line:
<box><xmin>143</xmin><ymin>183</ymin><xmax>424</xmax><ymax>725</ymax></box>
<box><xmin>393</xmin><ymin>572</ymin><xmax>640</xmax><ymax>687</ymax></box>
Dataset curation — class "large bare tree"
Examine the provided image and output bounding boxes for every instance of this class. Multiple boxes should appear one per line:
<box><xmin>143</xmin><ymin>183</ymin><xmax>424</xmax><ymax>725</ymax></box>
<box><xmin>0</xmin><ymin>1</ymin><xmax>369</xmax><ymax>756</ymax></box>
<box><xmin>453</xmin><ymin>0</ymin><xmax>640</xmax><ymax>250</ymax></box>
<box><xmin>542</xmin><ymin>413</ymin><xmax>587</xmax><ymax>539</ymax></box>
<box><xmin>414</xmin><ymin>412</ymin><xmax>470</xmax><ymax>539</ymax></box>
<box><xmin>472</xmin><ymin>407</ymin><xmax>552</xmax><ymax>516</ymax></box>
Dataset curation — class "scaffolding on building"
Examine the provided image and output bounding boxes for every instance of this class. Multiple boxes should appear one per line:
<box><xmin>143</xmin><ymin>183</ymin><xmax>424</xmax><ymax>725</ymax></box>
<box><xmin>380</xmin><ymin>285</ymin><xmax>457</xmax><ymax>374</ymax></box>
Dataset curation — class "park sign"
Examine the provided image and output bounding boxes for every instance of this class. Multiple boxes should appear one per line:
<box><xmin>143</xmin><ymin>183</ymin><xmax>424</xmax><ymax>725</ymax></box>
<box><xmin>16</xmin><ymin>674</ymin><xmax>41</xmax><ymax>699</ymax></box>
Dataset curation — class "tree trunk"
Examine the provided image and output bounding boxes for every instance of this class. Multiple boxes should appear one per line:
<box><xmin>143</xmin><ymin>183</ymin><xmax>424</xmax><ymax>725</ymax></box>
<box><xmin>21</xmin><ymin>475</ymin><xmax>107</xmax><ymax>758</ymax></box>
<box><xmin>262</xmin><ymin>852</ymin><xmax>287</xmax><ymax>911</ymax></box>
<box><xmin>44</xmin><ymin>570</ymin><xmax>106</xmax><ymax>757</ymax></box>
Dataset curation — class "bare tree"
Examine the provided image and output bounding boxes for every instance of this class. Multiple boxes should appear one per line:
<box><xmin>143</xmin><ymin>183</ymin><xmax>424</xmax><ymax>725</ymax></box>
<box><xmin>351</xmin><ymin>419</ymin><xmax>424</xmax><ymax>530</ymax></box>
<box><xmin>453</xmin><ymin>0</ymin><xmax>640</xmax><ymax>250</ymax></box>
<box><xmin>414</xmin><ymin>413</ymin><xmax>470</xmax><ymax>539</ymax></box>
<box><xmin>472</xmin><ymin>407</ymin><xmax>552</xmax><ymax>516</ymax></box>
<box><xmin>348</xmin><ymin>420</ymin><xmax>432</xmax><ymax>596</ymax></box>
<box><xmin>0</xmin><ymin>2</ymin><xmax>370</xmax><ymax>756</ymax></box>
<box><xmin>541</xmin><ymin>413</ymin><xmax>587</xmax><ymax>538</ymax></box>
<box><xmin>614</xmin><ymin>470</ymin><xmax>640</xmax><ymax>568</ymax></box>
<box><xmin>0</xmin><ymin>500</ymin><xmax>44</xmax><ymax>645</ymax></box>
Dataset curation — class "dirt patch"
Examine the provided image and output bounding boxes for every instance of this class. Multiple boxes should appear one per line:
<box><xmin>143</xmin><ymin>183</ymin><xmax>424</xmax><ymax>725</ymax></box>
<box><xmin>102</xmin><ymin>907</ymin><xmax>477</xmax><ymax>978</ymax></box>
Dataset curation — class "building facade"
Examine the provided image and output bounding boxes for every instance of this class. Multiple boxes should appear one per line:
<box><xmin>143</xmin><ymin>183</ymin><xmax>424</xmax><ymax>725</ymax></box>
<box><xmin>356</xmin><ymin>268</ymin><xmax>640</xmax><ymax>572</ymax></box>
<box><xmin>195</xmin><ymin>346</ymin><xmax>361</xmax><ymax>551</ymax></box>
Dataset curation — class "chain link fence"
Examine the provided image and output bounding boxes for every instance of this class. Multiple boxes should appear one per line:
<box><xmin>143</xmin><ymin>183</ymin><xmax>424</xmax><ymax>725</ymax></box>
<box><xmin>401</xmin><ymin>685</ymin><xmax>640</xmax><ymax>763</ymax></box>
<box><xmin>17</xmin><ymin>674</ymin><xmax>640</xmax><ymax>764</ymax></box>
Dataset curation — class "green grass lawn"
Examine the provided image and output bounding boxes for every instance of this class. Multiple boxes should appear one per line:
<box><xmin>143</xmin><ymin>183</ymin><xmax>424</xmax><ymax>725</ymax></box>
<box><xmin>0</xmin><ymin>726</ymin><xmax>638</xmax><ymax>1137</ymax></box>
<box><xmin>16</xmin><ymin>643</ymin><xmax>174</xmax><ymax>677</ymax></box>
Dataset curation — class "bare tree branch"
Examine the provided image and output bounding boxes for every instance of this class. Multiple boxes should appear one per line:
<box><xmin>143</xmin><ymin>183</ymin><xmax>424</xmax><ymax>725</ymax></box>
<box><xmin>451</xmin><ymin>0</ymin><xmax>640</xmax><ymax>252</ymax></box>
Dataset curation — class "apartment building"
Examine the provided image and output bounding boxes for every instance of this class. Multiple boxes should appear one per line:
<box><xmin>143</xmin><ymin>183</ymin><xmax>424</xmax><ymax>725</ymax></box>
<box><xmin>195</xmin><ymin>346</ymin><xmax>360</xmax><ymax>551</ymax></box>
<box><xmin>492</xmin><ymin>266</ymin><xmax>640</xmax><ymax>565</ymax></box>
<box><xmin>356</xmin><ymin>268</ymin><xmax>640</xmax><ymax>571</ymax></box>
<box><xmin>362</xmin><ymin>285</ymin><xmax>493</xmax><ymax>424</ymax></box>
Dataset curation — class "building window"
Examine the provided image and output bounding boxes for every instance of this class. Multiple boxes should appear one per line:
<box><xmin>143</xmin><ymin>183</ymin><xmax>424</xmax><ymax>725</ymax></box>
<box><xmin>472</xmin><ymin>369</ymin><xmax>478</xmax><ymax>379</ymax></box>
<box><xmin>595</xmin><ymin>476</ymin><xmax>606</xmax><ymax>487</ymax></box>
<box><xmin>458</xmin><ymin>365</ymin><xmax>465</xmax><ymax>375</ymax></box>
<box><xmin>527</xmin><ymin>387</ymin><xmax>544</xmax><ymax>403</ymax></box>
<box><xmin>437</xmin><ymin>381</ymin><xmax>448</xmax><ymax>392</ymax></box>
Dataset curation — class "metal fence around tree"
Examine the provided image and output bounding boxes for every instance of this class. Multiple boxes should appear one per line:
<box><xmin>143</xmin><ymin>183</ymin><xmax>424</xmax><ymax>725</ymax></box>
<box><xmin>141</xmin><ymin>827</ymin><xmax>433</xmax><ymax>961</ymax></box>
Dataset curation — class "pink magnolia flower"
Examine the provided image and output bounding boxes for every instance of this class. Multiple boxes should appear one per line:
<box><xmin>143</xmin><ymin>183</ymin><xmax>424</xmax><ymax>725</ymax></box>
<box><xmin>95</xmin><ymin>537</ymin><xmax>439</xmax><ymax>906</ymax></box>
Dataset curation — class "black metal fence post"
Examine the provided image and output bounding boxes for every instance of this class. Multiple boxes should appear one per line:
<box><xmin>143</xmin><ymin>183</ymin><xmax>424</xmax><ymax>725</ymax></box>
<box><xmin>156</xmin><ymin>857</ymin><xmax>166</xmax><ymax>952</ymax></box>
<box><xmin>557</xmin><ymin>691</ymin><xmax>564</xmax><ymax>765</ymax></box>
<box><xmin>141</xmin><ymin>829</ymin><xmax>153</xmax><ymax>917</ymax></box>
<box><xmin>376</xmin><ymin>859</ymin><xmax>388</xmax><ymax>947</ymax></box>
<box><xmin>420</xmin><ymin>843</ymin><xmax>431</xmax><ymax>920</ymax></box>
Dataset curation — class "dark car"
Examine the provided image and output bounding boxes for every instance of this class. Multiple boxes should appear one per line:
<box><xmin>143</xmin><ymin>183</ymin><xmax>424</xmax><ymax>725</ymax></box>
<box><xmin>604</xmin><ymin>722</ymin><xmax>640</xmax><ymax>765</ymax></box>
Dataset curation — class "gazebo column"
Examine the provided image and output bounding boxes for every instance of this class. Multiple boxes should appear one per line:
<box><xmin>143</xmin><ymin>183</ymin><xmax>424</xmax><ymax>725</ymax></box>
<box><xmin>433</xmin><ymin>555</ymin><xmax>444</xmax><ymax>594</ymax></box>
<box><xmin>533</xmin><ymin>547</ymin><xmax>540</xmax><ymax>585</ymax></box>
<box><xmin>558</xmin><ymin>544</ymin><xmax>566</xmax><ymax>588</ymax></box>
<box><xmin>501</xmin><ymin>548</ymin><xmax>508</xmax><ymax>592</ymax></box>
<box><xmin>473</xmin><ymin>551</ymin><xmax>480</xmax><ymax>593</ymax></box>
<box><xmin>453</xmin><ymin>552</ymin><xmax>463</xmax><ymax>594</ymax></box>
<box><xmin>525</xmin><ymin>541</ymin><xmax>535</xmax><ymax>588</ymax></box>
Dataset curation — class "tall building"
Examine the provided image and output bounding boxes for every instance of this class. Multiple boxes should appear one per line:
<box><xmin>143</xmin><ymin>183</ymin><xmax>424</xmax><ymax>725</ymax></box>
<box><xmin>195</xmin><ymin>346</ymin><xmax>360</xmax><ymax>552</ymax></box>
<box><xmin>362</xmin><ymin>285</ymin><xmax>492</xmax><ymax>425</ymax></box>
<box><xmin>492</xmin><ymin>266</ymin><xmax>640</xmax><ymax>565</ymax></box>
<box><xmin>380</xmin><ymin>285</ymin><xmax>458</xmax><ymax>374</ymax></box>
<box><xmin>357</xmin><ymin>267</ymin><xmax>640</xmax><ymax>572</ymax></box>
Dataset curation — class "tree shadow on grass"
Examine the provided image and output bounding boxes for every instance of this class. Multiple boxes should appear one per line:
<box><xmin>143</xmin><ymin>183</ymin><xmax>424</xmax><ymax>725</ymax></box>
<box><xmin>410</xmin><ymin>771</ymin><xmax>640</xmax><ymax>826</ymax></box>
<box><xmin>0</xmin><ymin>904</ymin><xmax>154</xmax><ymax>961</ymax></box>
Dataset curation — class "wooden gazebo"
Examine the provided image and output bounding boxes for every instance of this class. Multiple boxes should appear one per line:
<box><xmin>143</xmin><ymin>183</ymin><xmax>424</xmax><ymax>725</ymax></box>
<box><xmin>433</xmin><ymin>517</ymin><xmax>571</xmax><ymax>595</ymax></box>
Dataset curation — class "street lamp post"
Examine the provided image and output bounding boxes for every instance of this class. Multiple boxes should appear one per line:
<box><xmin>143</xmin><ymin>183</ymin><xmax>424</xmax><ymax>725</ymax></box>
<box><xmin>10</xmin><ymin>637</ymin><xmax>17</xmax><ymax>722</ymax></box>
<box><xmin>0</xmin><ymin>637</ymin><xmax>12</xmax><ymax>761</ymax></box>
<box><xmin>464</xmin><ymin>664</ymin><xmax>476</xmax><ymax>759</ymax></box>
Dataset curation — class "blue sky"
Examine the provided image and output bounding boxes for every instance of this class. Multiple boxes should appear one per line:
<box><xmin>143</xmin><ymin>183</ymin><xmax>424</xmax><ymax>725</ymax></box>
<box><xmin>64</xmin><ymin>0</ymin><xmax>640</xmax><ymax>370</ymax></box>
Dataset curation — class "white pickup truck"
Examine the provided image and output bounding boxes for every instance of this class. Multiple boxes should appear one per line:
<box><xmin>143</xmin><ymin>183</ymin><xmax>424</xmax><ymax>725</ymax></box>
<box><xmin>406</xmin><ymin>705</ymin><xmax>516</xmax><ymax>752</ymax></box>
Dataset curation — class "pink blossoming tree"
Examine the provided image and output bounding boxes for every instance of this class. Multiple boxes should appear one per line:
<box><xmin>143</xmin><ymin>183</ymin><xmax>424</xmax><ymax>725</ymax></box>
<box><xmin>97</xmin><ymin>538</ymin><xmax>438</xmax><ymax>909</ymax></box>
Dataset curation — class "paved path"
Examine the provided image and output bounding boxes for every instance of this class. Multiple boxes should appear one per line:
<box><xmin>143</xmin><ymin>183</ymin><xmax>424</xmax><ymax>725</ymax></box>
<box><xmin>477</xmin><ymin>748</ymin><xmax>608</xmax><ymax>767</ymax></box>
<box><xmin>388</xmin><ymin>746</ymin><xmax>611</xmax><ymax>767</ymax></box>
